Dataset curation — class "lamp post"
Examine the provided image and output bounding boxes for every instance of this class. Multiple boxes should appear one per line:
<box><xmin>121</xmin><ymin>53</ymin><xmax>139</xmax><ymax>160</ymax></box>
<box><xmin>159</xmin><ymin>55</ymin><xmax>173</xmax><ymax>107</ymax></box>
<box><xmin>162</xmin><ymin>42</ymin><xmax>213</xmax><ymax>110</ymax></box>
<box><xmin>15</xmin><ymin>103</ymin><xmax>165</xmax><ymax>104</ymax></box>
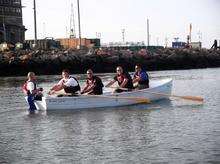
<box><xmin>77</xmin><ymin>0</ymin><xmax>82</xmax><ymax>49</ymax></box>
<box><xmin>147</xmin><ymin>18</ymin><xmax>150</xmax><ymax>47</ymax></box>
<box><xmin>122</xmin><ymin>29</ymin><xmax>125</xmax><ymax>43</ymax></box>
<box><xmin>33</xmin><ymin>0</ymin><xmax>37</xmax><ymax>46</ymax></box>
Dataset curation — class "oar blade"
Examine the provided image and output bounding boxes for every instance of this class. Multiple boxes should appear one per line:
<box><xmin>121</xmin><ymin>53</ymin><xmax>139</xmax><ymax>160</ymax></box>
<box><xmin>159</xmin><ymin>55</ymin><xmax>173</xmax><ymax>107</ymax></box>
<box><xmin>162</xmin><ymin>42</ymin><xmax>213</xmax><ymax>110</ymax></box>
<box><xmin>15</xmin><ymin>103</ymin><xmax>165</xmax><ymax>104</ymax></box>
<box><xmin>136</xmin><ymin>100</ymin><xmax>150</xmax><ymax>104</ymax></box>
<box><xmin>182</xmin><ymin>96</ymin><xmax>204</xmax><ymax>102</ymax></box>
<box><xmin>135</xmin><ymin>98</ymin><xmax>151</xmax><ymax>104</ymax></box>
<box><xmin>113</xmin><ymin>96</ymin><xmax>151</xmax><ymax>104</ymax></box>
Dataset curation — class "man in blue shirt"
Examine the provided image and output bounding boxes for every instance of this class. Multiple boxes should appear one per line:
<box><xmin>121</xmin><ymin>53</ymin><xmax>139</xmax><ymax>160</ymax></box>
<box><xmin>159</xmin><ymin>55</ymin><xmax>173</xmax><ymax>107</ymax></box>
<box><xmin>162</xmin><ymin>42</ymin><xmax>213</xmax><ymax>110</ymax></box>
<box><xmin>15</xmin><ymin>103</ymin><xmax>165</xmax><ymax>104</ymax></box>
<box><xmin>133</xmin><ymin>64</ymin><xmax>149</xmax><ymax>89</ymax></box>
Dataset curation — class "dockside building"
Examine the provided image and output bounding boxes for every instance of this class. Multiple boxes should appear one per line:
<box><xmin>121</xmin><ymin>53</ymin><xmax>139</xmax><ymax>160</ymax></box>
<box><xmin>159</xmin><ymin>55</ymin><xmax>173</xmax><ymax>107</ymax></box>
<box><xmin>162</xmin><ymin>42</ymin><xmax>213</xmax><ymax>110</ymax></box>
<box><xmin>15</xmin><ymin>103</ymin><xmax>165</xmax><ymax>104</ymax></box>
<box><xmin>0</xmin><ymin>0</ymin><xmax>25</xmax><ymax>44</ymax></box>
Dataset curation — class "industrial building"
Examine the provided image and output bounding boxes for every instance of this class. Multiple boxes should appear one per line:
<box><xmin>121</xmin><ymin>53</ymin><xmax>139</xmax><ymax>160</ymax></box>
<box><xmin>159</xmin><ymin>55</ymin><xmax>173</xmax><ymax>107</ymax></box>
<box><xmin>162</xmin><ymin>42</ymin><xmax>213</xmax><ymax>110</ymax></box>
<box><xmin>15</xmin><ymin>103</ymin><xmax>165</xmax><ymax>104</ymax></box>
<box><xmin>57</xmin><ymin>38</ymin><xmax>100</xmax><ymax>49</ymax></box>
<box><xmin>25</xmin><ymin>38</ymin><xmax>60</xmax><ymax>50</ymax></box>
<box><xmin>189</xmin><ymin>42</ymin><xmax>202</xmax><ymax>49</ymax></box>
<box><xmin>0</xmin><ymin>0</ymin><xmax>26</xmax><ymax>44</ymax></box>
<box><xmin>24</xmin><ymin>38</ymin><xmax>100</xmax><ymax>50</ymax></box>
<box><xmin>172</xmin><ymin>24</ymin><xmax>203</xmax><ymax>49</ymax></box>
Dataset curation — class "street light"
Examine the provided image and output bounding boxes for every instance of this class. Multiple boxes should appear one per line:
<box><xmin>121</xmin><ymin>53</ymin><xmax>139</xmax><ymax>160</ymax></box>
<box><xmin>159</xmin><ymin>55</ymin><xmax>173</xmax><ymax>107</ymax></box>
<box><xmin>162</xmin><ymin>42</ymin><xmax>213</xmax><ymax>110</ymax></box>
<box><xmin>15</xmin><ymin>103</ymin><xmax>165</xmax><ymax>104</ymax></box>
<box><xmin>122</xmin><ymin>29</ymin><xmax>125</xmax><ymax>43</ymax></box>
<box><xmin>147</xmin><ymin>18</ymin><xmax>150</xmax><ymax>46</ymax></box>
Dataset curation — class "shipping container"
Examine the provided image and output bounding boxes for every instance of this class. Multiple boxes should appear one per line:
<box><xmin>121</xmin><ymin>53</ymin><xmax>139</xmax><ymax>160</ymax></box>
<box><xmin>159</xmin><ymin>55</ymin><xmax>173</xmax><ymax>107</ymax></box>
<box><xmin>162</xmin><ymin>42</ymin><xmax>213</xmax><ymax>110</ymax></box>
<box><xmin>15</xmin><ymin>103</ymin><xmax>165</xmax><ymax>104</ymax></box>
<box><xmin>172</xmin><ymin>42</ymin><xmax>186</xmax><ymax>48</ymax></box>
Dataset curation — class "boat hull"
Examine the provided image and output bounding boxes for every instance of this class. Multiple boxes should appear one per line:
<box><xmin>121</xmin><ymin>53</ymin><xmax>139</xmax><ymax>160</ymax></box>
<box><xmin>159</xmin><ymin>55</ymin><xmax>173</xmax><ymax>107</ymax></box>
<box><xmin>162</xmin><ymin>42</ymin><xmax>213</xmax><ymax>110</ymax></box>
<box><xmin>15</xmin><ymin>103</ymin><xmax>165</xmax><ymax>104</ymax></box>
<box><xmin>34</xmin><ymin>78</ymin><xmax>172</xmax><ymax>111</ymax></box>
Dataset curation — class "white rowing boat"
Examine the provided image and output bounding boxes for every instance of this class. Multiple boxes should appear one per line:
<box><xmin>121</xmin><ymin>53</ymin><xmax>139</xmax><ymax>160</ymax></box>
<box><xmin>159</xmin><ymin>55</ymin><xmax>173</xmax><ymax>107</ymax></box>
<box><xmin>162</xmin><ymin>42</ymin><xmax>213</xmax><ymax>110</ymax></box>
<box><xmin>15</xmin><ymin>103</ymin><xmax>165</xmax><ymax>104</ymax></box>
<box><xmin>32</xmin><ymin>78</ymin><xmax>172</xmax><ymax>111</ymax></box>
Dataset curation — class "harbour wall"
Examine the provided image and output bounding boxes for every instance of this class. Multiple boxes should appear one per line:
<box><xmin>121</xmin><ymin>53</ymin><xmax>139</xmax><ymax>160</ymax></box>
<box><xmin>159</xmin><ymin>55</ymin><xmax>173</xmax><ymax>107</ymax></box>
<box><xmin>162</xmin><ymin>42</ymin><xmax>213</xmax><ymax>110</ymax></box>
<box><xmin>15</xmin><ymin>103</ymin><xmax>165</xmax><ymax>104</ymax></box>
<box><xmin>0</xmin><ymin>48</ymin><xmax>220</xmax><ymax>76</ymax></box>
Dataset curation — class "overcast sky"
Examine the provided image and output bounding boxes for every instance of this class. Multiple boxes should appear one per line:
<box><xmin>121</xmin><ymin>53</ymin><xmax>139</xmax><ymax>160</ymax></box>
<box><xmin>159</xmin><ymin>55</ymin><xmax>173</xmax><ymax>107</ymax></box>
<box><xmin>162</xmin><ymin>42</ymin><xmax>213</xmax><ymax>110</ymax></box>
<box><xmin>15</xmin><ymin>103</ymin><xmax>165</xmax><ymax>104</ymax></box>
<box><xmin>22</xmin><ymin>0</ymin><xmax>220</xmax><ymax>48</ymax></box>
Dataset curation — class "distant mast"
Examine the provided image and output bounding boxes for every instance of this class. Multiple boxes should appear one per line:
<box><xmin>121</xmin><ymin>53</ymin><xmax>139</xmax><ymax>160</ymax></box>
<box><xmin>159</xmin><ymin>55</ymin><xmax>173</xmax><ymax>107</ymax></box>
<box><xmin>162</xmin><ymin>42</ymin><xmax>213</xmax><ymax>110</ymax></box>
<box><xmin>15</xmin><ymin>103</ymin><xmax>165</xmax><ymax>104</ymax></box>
<box><xmin>165</xmin><ymin>37</ymin><xmax>168</xmax><ymax>48</ymax></box>
<box><xmin>189</xmin><ymin>23</ymin><xmax>192</xmax><ymax>43</ymax></box>
<box><xmin>70</xmin><ymin>3</ymin><xmax>76</xmax><ymax>38</ymax></box>
<box><xmin>77</xmin><ymin>0</ymin><xmax>82</xmax><ymax>49</ymax></box>
<box><xmin>147</xmin><ymin>18</ymin><xmax>150</xmax><ymax>46</ymax></box>
<box><xmin>33</xmin><ymin>0</ymin><xmax>37</xmax><ymax>46</ymax></box>
<box><xmin>187</xmin><ymin>23</ymin><xmax>192</xmax><ymax>45</ymax></box>
<box><xmin>122</xmin><ymin>29</ymin><xmax>125</xmax><ymax>43</ymax></box>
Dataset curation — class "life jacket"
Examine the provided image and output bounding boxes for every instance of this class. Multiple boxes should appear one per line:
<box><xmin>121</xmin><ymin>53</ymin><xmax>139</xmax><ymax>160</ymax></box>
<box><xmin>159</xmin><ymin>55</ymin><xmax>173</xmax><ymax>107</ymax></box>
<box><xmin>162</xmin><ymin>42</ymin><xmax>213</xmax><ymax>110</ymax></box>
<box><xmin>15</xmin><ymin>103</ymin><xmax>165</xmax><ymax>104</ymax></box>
<box><xmin>134</xmin><ymin>70</ymin><xmax>149</xmax><ymax>85</ymax></box>
<box><xmin>22</xmin><ymin>81</ymin><xmax>28</xmax><ymax>94</ymax></box>
<box><xmin>115</xmin><ymin>72</ymin><xmax>133</xmax><ymax>89</ymax></box>
<box><xmin>22</xmin><ymin>80</ymin><xmax>36</xmax><ymax>95</ymax></box>
<box><xmin>87</xmin><ymin>76</ymin><xmax>104</xmax><ymax>94</ymax></box>
<box><xmin>69</xmin><ymin>76</ymin><xmax>81</xmax><ymax>91</ymax></box>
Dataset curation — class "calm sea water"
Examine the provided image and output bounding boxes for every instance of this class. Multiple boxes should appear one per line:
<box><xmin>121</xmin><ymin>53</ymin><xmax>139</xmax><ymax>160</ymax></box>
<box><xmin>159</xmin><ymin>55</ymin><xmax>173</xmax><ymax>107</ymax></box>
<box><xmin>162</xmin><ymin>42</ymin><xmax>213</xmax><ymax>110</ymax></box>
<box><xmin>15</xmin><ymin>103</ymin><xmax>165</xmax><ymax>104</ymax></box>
<box><xmin>0</xmin><ymin>68</ymin><xmax>219</xmax><ymax>163</ymax></box>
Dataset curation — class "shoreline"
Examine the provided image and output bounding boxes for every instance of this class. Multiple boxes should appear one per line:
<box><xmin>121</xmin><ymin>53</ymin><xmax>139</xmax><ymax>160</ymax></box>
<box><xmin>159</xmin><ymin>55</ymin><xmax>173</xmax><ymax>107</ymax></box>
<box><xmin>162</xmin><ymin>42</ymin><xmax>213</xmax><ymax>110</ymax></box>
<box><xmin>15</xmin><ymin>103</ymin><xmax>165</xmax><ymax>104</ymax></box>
<box><xmin>0</xmin><ymin>48</ymin><xmax>220</xmax><ymax>77</ymax></box>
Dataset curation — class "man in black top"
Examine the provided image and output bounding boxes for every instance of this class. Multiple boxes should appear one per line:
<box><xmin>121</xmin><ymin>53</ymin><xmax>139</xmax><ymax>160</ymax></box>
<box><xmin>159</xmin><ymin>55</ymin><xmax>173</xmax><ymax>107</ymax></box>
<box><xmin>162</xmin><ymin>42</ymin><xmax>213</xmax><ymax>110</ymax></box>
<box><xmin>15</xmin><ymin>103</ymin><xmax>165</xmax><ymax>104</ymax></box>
<box><xmin>81</xmin><ymin>69</ymin><xmax>104</xmax><ymax>95</ymax></box>
<box><xmin>105</xmin><ymin>66</ymin><xmax>133</xmax><ymax>93</ymax></box>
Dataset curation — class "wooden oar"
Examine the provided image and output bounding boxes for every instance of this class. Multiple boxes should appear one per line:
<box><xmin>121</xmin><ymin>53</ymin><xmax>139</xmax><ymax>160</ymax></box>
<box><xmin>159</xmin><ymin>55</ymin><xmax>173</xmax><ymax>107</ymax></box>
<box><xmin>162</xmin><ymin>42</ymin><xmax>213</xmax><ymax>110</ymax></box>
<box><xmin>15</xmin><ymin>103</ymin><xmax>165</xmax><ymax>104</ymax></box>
<box><xmin>82</xmin><ymin>94</ymin><xmax>150</xmax><ymax>104</ymax></box>
<box><xmin>48</xmin><ymin>90</ymin><xmax>76</xmax><ymax>97</ymax></box>
<box><xmin>107</xmin><ymin>86</ymin><xmax>204</xmax><ymax>102</ymax></box>
<box><xmin>144</xmin><ymin>91</ymin><xmax>204</xmax><ymax>102</ymax></box>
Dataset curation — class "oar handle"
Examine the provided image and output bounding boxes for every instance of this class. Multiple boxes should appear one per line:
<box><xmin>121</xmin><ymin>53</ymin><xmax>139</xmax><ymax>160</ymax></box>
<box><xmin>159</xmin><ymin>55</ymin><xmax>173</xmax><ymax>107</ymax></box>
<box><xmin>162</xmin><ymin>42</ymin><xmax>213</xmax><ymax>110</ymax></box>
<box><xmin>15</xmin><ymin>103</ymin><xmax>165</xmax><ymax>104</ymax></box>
<box><xmin>107</xmin><ymin>86</ymin><xmax>129</xmax><ymax>91</ymax></box>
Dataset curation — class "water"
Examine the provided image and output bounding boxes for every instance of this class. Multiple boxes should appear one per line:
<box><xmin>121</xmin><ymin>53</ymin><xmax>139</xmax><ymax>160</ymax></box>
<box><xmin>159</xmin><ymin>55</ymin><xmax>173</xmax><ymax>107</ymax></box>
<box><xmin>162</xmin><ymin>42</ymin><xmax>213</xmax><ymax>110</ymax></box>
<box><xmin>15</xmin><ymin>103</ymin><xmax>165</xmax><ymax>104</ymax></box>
<box><xmin>0</xmin><ymin>68</ymin><xmax>220</xmax><ymax>163</ymax></box>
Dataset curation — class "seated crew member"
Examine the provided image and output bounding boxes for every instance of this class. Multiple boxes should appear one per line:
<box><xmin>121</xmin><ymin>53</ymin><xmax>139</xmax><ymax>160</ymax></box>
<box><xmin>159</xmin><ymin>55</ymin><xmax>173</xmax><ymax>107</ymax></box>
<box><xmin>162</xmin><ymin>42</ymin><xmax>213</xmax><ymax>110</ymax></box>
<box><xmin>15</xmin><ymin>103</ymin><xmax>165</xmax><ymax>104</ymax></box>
<box><xmin>105</xmin><ymin>66</ymin><xmax>133</xmax><ymax>93</ymax></box>
<box><xmin>133</xmin><ymin>64</ymin><xmax>149</xmax><ymax>89</ymax></box>
<box><xmin>22</xmin><ymin>72</ymin><xmax>43</xmax><ymax>113</ymax></box>
<box><xmin>49</xmin><ymin>69</ymin><xmax>80</xmax><ymax>95</ymax></box>
<box><xmin>81</xmin><ymin>69</ymin><xmax>104</xmax><ymax>95</ymax></box>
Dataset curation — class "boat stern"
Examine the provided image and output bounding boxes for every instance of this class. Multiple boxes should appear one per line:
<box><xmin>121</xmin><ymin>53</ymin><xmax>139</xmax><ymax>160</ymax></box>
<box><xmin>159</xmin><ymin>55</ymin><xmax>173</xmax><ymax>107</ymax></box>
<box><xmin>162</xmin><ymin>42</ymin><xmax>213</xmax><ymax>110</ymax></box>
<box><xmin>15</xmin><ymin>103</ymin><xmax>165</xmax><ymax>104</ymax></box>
<box><xmin>34</xmin><ymin>97</ymin><xmax>47</xmax><ymax>110</ymax></box>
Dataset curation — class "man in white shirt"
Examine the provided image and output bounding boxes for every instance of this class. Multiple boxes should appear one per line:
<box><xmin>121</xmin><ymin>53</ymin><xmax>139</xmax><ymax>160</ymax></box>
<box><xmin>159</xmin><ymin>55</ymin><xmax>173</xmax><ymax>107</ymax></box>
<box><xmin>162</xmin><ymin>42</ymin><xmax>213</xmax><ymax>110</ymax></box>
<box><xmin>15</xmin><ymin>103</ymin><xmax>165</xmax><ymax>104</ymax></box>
<box><xmin>49</xmin><ymin>69</ymin><xmax>80</xmax><ymax>95</ymax></box>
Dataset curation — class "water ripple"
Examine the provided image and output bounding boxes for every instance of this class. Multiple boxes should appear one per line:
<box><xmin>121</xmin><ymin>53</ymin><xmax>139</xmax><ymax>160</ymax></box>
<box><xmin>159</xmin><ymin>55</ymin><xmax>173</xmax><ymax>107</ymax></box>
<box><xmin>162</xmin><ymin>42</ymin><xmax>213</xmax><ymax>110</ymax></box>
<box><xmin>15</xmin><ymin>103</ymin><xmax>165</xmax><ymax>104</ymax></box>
<box><xmin>0</xmin><ymin>68</ymin><xmax>220</xmax><ymax>163</ymax></box>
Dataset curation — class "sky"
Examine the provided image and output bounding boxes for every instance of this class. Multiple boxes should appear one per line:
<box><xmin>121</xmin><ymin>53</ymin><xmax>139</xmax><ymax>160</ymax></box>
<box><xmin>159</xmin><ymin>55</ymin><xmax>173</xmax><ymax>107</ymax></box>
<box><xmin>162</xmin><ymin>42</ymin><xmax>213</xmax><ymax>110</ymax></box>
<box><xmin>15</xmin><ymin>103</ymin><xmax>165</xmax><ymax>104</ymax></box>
<box><xmin>22</xmin><ymin>0</ymin><xmax>220</xmax><ymax>48</ymax></box>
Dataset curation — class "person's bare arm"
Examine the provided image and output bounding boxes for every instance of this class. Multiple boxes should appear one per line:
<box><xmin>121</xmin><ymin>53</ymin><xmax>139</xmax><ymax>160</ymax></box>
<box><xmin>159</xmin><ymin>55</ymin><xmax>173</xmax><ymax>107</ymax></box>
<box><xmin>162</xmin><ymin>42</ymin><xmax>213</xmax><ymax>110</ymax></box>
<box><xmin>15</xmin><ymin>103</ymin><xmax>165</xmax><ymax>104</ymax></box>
<box><xmin>133</xmin><ymin>76</ymin><xmax>140</xmax><ymax>83</ymax></box>
<box><xmin>49</xmin><ymin>80</ymin><xmax>64</xmax><ymax>94</ymax></box>
<box><xmin>120</xmin><ymin>78</ymin><xmax>128</xmax><ymax>88</ymax></box>
<box><xmin>105</xmin><ymin>80</ymin><xmax>116</xmax><ymax>87</ymax></box>
<box><xmin>81</xmin><ymin>84</ymin><xmax>91</xmax><ymax>94</ymax></box>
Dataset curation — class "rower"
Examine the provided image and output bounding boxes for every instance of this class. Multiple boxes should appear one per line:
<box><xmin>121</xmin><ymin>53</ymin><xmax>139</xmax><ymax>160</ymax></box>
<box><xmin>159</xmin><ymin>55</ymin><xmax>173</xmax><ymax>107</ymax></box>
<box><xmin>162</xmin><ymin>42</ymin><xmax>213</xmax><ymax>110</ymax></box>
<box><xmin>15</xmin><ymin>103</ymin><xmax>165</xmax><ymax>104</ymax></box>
<box><xmin>49</xmin><ymin>69</ymin><xmax>80</xmax><ymax>95</ymax></box>
<box><xmin>133</xmin><ymin>64</ymin><xmax>149</xmax><ymax>89</ymax></box>
<box><xmin>81</xmin><ymin>69</ymin><xmax>104</xmax><ymax>95</ymax></box>
<box><xmin>105</xmin><ymin>66</ymin><xmax>133</xmax><ymax>93</ymax></box>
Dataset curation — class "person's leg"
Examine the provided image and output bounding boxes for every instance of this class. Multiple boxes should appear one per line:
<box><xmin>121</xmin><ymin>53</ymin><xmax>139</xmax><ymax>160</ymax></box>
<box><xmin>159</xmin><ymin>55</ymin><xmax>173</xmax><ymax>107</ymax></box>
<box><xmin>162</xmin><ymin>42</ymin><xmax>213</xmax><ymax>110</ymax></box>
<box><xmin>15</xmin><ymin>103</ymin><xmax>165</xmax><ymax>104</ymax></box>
<box><xmin>114</xmin><ymin>88</ymin><xmax>124</xmax><ymax>93</ymax></box>
<box><xmin>64</xmin><ymin>86</ymin><xmax>80</xmax><ymax>94</ymax></box>
<box><xmin>27</xmin><ymin>95</ymin><xmax>37</xmax><ymax>112</ymax></box>
<box><xmin>53</xmin><ymin>85</ymin><xmax>63</xmax><ymax>91</ymax></box>
<box><xmin>138</xmin><ymin>84</ymin><xmax>149</xmax><ymax>90</ymax></box>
